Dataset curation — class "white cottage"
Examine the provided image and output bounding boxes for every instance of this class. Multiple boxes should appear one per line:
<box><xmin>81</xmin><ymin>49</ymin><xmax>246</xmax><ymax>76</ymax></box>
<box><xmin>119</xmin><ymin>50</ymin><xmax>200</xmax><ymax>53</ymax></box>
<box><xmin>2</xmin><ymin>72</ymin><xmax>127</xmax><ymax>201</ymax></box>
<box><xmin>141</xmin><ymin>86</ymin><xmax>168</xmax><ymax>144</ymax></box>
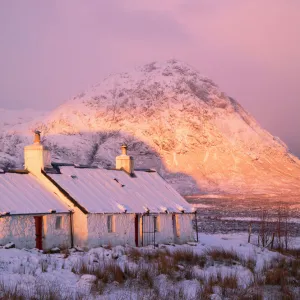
<box><xmin>1</xmin><ymin>132</ymin><xmax>196</xmax><ymax>249</ymax></box>
<box><xmin>0</xmin><ymin>169</ymin><xmax>72</xmax><ymax>250</ymax></box>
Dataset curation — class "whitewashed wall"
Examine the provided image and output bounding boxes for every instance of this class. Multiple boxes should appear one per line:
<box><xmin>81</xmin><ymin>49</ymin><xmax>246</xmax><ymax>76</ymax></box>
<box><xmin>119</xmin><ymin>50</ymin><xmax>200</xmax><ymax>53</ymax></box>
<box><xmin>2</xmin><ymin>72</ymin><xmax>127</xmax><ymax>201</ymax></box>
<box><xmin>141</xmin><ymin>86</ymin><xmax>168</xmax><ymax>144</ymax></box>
<box><xmin>43</xmin><ymin>214</ymin><xmax>71</xmax><ymax>249</ymax></box>
<box><xmin>0</xmin><ymin>213</ymin><xmax>194</xmax><ymax>249</ymax></box>
<box><xmin>0</xmin><ymin>214</ymin><xmax>71</xmax><ymax>250</ymax></box>
<box><xmin>87</xmin><ymin>214</ymin><xmax>136</xmax><ymax>248</ymax></box>
<box><xmin>154</xmin><ymin>214</ymin><xmax>174</xmax><ymax>244</ymax></box>
<box><xmin>152</xmin><ymin>214</ymin><xmax>194</xmax><ymax>245</ymax></box>
<box><xmin>150</xmin><ymin>214</ymin><xmax>172</xmax><ymax>245</ymax></box>
<box><xmin>72</xmin><ymin>207</ymin><xmax>88</xmax><ymax>248</ymax></box>
<box><xmin>175</xmin><ymin>214</ymin><xmax>195</xmax><ymax>244</ymax></box>
<box><xmin>0</xmin><ymin>215</ymin><xmax>36</xmax><ymax>248</ymax></box>
<box><xmin>85</xmin><ymin>213</ymin><xmax>195</xmax><ymax>248</ymax></box>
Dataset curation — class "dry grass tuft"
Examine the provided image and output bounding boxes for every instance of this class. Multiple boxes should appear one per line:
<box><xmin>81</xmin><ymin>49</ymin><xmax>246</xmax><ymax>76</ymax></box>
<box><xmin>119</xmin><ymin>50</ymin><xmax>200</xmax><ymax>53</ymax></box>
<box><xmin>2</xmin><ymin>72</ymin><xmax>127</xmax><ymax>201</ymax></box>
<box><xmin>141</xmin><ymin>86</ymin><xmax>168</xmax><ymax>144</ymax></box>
<box><xmin>241</xmin><ymin>256</ymin><xmax>256</xmax><ymax>273</ymax></box>
<box><xmin>205</xmin><ymin>248</ymin><xmax>240</xmax><ymax>265</ymax></box>
<box><xmin>61</xmin><ymin>247</ymin><xmax>70</xmax><ymax>259</ymax></box>
<box><xmin>221</xmin><ymin>273</ymin><xmax>238</xmax><ymax>290</ymax></box>
<box><xmin>173</xmin><ymin>248</ymin><xmax>207</xmax><ymax>267</ymax></box>
<box><xmin>277</xmin><ymin>248</ymin><xmax>300</xmax><ymax>259</ymax></box>
<box><xmin>137</xmin><ymin>265</ymin><xmax>155</xmax><ymax>289</ymax></box>
<box><xmin>91</xmin><ymin>262</ymin><xmax>125</xmax><ymax>284</ymax></box>
<box><xmin>126</xmin><ymin>247</ymin><xmax>142</xmax><ymax>262</ymax></box>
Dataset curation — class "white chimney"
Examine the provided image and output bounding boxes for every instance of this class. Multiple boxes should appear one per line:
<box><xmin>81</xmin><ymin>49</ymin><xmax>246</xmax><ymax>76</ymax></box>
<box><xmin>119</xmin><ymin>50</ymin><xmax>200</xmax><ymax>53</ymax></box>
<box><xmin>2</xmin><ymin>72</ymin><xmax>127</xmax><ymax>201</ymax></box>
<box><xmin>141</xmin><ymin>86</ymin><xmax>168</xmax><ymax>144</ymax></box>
<box><xmin>24</xmin><ymin>130</ymin><xmax>51</xmax><ymax>175</ymax></box>
<box><xmin>116</xmin><ymin>144</ymin><xmax>134</xmax><ymax>174</ymax></box>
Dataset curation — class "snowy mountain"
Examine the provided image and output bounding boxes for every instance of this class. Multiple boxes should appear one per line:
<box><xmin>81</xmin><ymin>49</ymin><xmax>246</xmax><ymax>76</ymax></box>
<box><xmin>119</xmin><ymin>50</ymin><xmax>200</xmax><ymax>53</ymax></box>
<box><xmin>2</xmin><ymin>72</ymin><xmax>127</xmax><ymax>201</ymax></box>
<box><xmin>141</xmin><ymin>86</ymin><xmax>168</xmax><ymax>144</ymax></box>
<box><xmin>1</xmin><ymin>60</ymin><xmax>300</xmax><ymax>195</ymax></box>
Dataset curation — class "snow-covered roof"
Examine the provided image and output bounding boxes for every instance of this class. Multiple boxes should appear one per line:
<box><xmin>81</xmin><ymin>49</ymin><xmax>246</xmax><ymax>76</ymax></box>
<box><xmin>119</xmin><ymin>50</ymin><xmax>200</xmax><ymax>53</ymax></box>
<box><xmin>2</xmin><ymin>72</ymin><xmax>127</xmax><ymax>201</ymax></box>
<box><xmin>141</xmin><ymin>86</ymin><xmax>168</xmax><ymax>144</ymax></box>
<box><xmin>48</xmin><ymin>167</ymin><xmax>194</xmax><ymax>214</ymax></box>
<box><xmin>0</xmin><ymin>172</ymin><xmax>70</xmax><ymax>215</ymax></box>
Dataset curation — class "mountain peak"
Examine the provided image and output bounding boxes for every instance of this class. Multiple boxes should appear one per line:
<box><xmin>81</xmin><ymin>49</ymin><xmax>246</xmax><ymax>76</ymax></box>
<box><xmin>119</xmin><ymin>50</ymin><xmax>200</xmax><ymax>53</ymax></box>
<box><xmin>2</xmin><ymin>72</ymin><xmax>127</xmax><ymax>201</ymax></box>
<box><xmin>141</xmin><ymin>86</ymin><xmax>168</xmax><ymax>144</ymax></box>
<box><xmin>137</xmin><ymin>59</ymin><xmax>194</xmax><ymax>73</ymax></box>
<box><xmin>1</xmin><ymin>60</ymin><xmax>300</xmax><ymax>195</ymax></box>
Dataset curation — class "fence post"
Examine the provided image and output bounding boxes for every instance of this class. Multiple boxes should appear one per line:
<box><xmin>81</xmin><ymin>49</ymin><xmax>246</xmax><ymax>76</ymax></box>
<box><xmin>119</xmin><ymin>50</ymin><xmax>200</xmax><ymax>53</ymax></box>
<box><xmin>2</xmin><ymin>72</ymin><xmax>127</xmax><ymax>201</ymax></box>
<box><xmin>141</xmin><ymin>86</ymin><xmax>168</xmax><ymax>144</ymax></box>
<box><xmin>195</xmin><ymin>211</ymin><xmax>199</xmax><ymax>242</ymax></box>
<box><xmin>271</xmin><ymin>232</ymin><xmax>275</xmax><ymax>249</ymax></box>
<box><xmin>248</xmin><ymin>223</ymin><xmax>252</xmax><ymax>243</ymax></box>
<box><xmin>153</xmin><ymin>215</ymin><xmax>156</xmax><ymax>249</ymax></box>
<box><xmin>142</xmin><ymin>215</ymin><xmax>144</xmax><ymax>247</ymax></box>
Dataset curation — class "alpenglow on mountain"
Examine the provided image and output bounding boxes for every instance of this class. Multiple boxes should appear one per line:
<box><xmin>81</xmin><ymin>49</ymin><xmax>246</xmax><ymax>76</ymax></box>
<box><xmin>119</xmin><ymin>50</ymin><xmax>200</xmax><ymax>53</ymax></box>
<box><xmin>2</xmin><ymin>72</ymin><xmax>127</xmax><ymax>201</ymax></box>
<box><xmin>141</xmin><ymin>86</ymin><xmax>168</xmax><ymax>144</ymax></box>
<box><xmin>1</xmin><ymin>60</ymin><xmax>300</xmax><ymax>195</ymax></box>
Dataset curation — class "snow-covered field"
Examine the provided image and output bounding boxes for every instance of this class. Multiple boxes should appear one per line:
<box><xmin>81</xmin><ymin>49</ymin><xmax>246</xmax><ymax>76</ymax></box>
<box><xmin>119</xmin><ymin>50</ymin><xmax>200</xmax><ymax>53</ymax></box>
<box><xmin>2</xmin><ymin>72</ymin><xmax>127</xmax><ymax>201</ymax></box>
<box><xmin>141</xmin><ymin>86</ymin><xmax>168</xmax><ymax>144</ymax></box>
<box><xmin>189</xmin><ymin>196</ymin><xmax>300</xmax><ymax>237</ymax></box>
<box><xmin>0</xmin><ymin>233</ymin><xmax>299</xmax><ymax>299</ymax></box>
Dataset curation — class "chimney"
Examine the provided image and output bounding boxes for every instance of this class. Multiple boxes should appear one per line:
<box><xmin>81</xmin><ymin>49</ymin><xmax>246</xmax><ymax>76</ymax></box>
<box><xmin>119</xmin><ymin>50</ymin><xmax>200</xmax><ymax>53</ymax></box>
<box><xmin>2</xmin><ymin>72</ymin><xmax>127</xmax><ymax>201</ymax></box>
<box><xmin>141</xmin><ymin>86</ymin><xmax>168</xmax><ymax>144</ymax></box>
<box><xmin>116</xmin><ymin>144</ymin><xmax>134</xmax><ymax>174</ymax></box>
<box><xmin>24</xmin><ymin>131</ymin><xmax>51</xmax><ymax>175</ymax></box>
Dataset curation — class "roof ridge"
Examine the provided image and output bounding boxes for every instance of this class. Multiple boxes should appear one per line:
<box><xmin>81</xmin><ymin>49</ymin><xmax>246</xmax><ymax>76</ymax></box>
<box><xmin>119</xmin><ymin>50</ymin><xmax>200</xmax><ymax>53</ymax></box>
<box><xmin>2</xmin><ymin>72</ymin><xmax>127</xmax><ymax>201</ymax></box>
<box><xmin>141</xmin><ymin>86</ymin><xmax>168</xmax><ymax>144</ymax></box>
<box><xmin>4</xmin><ymin>169</ymin><xmax>29</xmax><ymax>175</ymax></box>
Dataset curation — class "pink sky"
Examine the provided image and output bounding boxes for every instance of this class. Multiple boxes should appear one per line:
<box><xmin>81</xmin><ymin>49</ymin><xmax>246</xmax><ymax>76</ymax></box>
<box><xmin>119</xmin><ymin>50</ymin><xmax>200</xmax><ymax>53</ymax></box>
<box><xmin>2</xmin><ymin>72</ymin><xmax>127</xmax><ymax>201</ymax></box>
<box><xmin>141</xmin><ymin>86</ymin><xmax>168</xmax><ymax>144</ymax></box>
<box><xmin>0</xmin><ymin>0</ymin><xmax>299</xmax><ymax>156</ymax></box>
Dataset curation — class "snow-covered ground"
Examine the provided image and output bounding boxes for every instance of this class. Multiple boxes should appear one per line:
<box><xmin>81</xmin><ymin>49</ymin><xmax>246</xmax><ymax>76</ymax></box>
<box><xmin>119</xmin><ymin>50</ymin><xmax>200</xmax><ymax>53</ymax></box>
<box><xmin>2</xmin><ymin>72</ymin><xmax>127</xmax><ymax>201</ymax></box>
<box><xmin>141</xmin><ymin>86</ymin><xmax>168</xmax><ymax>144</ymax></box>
<box><xmin>0</xmin><ymin>233</ymin><xmax>299</xmax><ymax>299</ymax></box>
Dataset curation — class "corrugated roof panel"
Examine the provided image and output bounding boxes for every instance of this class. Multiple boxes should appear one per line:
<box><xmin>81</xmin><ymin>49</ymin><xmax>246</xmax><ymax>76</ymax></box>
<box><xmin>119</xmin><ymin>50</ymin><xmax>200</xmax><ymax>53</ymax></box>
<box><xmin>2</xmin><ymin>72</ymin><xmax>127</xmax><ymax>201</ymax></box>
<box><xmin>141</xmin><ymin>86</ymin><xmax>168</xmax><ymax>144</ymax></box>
<box><xmin>0</xmin><ymin>173</ymin><xmax>70</xmax><ymax>214</ymax></box>
<box><xmin>49</xmin><ymin>167</ymin><xmax>194</xmax><ymax>213</ymax></box>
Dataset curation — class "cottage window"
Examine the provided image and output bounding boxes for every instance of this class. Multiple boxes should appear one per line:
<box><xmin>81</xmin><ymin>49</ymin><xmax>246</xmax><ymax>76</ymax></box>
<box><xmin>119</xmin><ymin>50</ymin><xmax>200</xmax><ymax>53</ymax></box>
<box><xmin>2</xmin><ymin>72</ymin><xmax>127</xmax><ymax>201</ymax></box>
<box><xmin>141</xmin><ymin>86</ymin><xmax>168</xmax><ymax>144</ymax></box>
<box><xmin>154</xmin><ymin>216</ymin><xmax>160</xmax><ymax>232</ymax></box>
<box><xmin>55</xmin><ymin>216</ymin><xmax>62</xmax><ymax>230</ymax></box>
<box><xmin>107</xmin><ymin>215</ymin><xmax>115</xmax><ymax>233</ymax></box>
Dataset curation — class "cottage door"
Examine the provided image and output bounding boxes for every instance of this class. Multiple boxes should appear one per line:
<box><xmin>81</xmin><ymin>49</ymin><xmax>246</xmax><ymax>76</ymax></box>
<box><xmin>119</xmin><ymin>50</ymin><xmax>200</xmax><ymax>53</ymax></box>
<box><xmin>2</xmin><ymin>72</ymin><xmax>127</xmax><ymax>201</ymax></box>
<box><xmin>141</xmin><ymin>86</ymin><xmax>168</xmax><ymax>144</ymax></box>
<box><xmin>34</xmin><ymin>216</ymin><xmax>43</xmax><ymax>250</ymax></box>
<box><xmin>134</xmin><ymin>214</ymin><xmax>139</xmax><ymax>247</ymax></box>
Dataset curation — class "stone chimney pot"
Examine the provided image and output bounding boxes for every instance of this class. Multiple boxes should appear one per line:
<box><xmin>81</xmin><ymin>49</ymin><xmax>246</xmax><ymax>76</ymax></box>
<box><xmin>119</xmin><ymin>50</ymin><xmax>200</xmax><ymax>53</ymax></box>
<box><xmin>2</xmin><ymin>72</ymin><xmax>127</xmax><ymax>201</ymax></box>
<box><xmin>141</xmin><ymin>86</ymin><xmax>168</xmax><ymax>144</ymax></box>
<box><xmin>34</xmin><ymin>130</ymin><xmax>41</xmax><ymax>144</ymax></box>
<box><xmin>121</xmin><ymin>144</ymin><xmax>127</xmax><ymax>155</ymax></box>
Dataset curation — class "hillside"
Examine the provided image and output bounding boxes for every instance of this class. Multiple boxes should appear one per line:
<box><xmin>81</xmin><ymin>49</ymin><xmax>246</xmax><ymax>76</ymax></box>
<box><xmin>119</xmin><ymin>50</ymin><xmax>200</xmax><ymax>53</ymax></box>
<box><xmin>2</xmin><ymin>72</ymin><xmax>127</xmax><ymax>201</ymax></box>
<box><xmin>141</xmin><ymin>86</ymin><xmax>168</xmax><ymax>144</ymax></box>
<box><xmin>1</xmin><ymin>60</ymin><xmax>300</xmax><ymax>195</ymax></box>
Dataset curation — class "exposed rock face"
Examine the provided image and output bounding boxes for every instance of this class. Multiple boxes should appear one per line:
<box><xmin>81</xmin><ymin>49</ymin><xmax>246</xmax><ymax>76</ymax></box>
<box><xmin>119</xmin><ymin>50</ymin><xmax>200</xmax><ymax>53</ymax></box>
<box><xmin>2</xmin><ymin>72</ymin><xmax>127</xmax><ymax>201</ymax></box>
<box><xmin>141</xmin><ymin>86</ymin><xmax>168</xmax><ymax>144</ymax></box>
<box><xmin>1</xmin><ymin>60</ymin><xmax>300</xmax><ymax>195</ymax></box>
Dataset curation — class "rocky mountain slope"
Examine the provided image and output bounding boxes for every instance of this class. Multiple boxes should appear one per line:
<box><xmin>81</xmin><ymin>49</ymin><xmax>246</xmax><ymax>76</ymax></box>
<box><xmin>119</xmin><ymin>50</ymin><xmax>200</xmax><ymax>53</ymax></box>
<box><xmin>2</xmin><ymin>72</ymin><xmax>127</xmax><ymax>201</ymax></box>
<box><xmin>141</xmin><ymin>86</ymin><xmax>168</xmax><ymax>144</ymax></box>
<box><xmin>1</xmin><ymin>60</ymin><xmax>300</xmax><ymax>195</ymax></box>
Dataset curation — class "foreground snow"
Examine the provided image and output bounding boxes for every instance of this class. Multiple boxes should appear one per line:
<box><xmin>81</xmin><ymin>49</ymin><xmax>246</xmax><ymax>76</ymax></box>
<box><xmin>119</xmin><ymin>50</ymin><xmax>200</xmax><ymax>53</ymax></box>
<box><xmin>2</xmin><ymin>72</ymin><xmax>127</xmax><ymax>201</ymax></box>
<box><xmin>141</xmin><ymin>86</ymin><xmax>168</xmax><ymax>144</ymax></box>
<box><xmin>0</xmin><ymin>233</ymin><xmax>299</xmax><ymax>299</ymax></box>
